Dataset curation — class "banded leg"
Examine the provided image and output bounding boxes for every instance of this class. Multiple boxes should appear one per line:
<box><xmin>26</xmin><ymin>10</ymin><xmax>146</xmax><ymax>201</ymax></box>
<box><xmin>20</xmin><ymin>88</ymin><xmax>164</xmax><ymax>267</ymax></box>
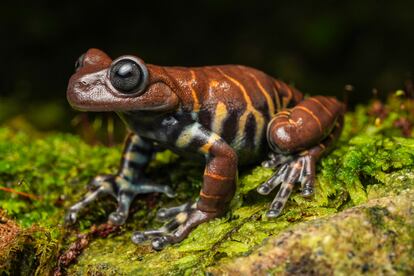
<box><xmin>132</xmin><ymin>122</ymin><xmax>237</xmax><ymax>250</ymax></box>
<box><xmin>259</xmin><ymin>96</ymin><xmax>345</xmax><ymax>217</ymax></box>
<box><xmin>65</xmin><ymin>133</ymin><xmax>175</xmax><ymax>225</ymax></box>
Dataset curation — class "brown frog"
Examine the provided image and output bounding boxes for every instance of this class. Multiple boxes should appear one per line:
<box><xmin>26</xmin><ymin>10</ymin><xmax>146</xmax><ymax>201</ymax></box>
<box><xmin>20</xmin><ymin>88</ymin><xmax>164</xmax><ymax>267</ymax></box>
<box><xmin>66</xmin><ymin>48</ymin><xmax>344</xmax><ymax>250</ymax></box>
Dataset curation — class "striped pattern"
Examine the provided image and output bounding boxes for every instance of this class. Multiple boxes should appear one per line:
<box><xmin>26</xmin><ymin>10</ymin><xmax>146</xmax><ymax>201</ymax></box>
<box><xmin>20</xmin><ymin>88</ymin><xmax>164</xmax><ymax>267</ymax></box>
<box><xmin>118</xmin><ymin>133</ymin><xmax>153</xmax><ymax>181</ymax></box>
<box><xmin>145</xmin><ymin>64</ymin><xmax>343</xmax><ymax>214</ymax></box>
<box><xmin>216</xmin><ymin>68</ymin><xmax>265</xmax><ymax>149</ymax></box>
<box><xmin>188</xmin><ymin>70</ymin><xmax>201</xmax><ymax>113</ymax></box>
<box><xmin>160</xmin><ymin>65</ymin><xmax>305</xmax><ymax>161</ymax></box>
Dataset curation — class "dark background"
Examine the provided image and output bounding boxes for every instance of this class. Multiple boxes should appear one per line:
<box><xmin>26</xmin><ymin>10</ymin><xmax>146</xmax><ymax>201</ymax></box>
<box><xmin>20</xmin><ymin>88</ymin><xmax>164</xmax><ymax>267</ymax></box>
<box><xmin>1</xmin><ymin>1</ymin><xmax>413</xmax><ymax>133</ymax></box>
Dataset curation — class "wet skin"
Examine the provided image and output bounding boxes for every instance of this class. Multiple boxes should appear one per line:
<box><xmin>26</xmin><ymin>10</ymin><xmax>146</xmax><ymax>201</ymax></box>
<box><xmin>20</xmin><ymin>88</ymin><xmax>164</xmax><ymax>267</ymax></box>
<box><xmin>66</xmin><ymin>48</ymin><xmax>345</xmax><ymax>250</ymax></box>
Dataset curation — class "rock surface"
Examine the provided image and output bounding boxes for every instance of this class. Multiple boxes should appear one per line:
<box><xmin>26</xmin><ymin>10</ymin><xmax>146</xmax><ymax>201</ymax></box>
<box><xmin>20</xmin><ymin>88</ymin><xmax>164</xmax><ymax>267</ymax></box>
<box><xmin>210</xmin><ymin>190</ymin><xmax>414</xmax><ymax>275</ymax></box>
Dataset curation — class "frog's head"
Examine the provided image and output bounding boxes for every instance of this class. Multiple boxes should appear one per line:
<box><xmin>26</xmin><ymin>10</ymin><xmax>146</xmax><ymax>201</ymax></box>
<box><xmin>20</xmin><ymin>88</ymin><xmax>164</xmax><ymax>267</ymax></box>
<box><xmin>67</xmin><ymin>48</ymin><xmax>179</xmax><ymax>112</ymax></box>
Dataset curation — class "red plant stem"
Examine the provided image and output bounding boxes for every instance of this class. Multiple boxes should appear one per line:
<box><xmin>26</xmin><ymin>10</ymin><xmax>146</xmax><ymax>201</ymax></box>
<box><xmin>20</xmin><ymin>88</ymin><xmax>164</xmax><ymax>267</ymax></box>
<box><xmin>0</xmin><ymin>186</ymin><xmax>41</xmax><ymax>200</ymax></box>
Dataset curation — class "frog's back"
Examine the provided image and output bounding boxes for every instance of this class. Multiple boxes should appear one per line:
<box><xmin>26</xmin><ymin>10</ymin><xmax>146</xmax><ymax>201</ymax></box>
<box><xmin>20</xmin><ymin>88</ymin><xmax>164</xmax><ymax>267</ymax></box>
<box><xmin>161</xmin><ymin>64</ymin><xmax>303</xmax><ymax>164</ymax></box>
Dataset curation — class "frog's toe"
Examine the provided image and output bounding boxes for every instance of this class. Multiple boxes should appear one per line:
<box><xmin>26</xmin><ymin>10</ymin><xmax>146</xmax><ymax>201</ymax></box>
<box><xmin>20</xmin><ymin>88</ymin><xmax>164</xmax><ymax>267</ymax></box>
<box><xmin>300</xmin><ymin>176</ymin><xmax>315</xmax><ymax>198</ymax></box>
<box><xmin>297</xmin><ymin>156</ymin><xmax>316</xmax><ymax>198</ymax></box>
<box><xmin>131</xmin><ymin>231</ymin><xmax>147</xmax><ymax>244</ymax></box>
<box><xmin>260</xmin><ymin>153</ymin><xmax>316</xmax><ymax>218</ymax></box>
<box><xmin>261</xmin><ymin>152</ymin><xmax>292</xmax><ymax>169</ymax></box>
<box><xmin>108</xmin><ymin>211</ymin><xmax>128</xmax><ymax>225</ymax></box>
<box><xmin>65</xmin><ymin>209</ymin><xmax>78</xmax><ymax>225</ymax></box>
<box><xmin>266</xmin><ymin>181</ymin><xmax>294</xmax><ymax>218</ymax></box>
<box><xmin>257</xmin><ymin>163</ymin><xmax>289</xmax><ymax>195</ymax></box>
<box><xmin>266</xmin><ymin>208</ymin><xmax>282</xmax><ymax>218</ymax></box>
<box><xmin>164</xmin><ymin>186</ymin><xmax>177</xmax><ymax>198</ymax></box>
<box><xmin>151</xmin><ymin>236</ymin><xmax>170</xmax><ymax>251</ymax></box>
<box><xmin>301</xmin><ymin>188</ymin><xmax>314</xmax><ymax>197</ymax></box>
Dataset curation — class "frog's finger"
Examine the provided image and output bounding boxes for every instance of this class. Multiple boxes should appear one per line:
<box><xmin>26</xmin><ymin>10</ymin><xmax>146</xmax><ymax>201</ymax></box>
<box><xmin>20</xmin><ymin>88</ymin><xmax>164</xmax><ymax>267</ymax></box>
<box><xmin>266</xmin><ymin>181</ymin><xmax>294</xmax><ymax>218</ymax></box>
<box><xmin>132</xmin><ymin>182</ymin><xmax>177</xmax><ymax>198</ymax></box>
<box><xmin>133</xmin><ymin>208</ymin><xmax>219</xmax><ymax>251</ymax></box>
<box><xmin>109</xmin><ymin>190</ymin><xmax>135</xmax><ymax>225</ymax></box>
<box><xmin>132</xmin><ymin>223</ymin><xmax>176</xmax><ymax>244</ymax></box>
<box><xmin>132</xmin><ymin>209</ymin><xmax>190</xmax><ymax>244</ymax></box>
<box><xmin>285</xmin><ymin>157</ymin><xmax>304</xmax><ymax>184</ymax></box>
<box><xmin>301</xmin><ymin>176</ymin><xmax>315</xmax><ymax>197</ymax></box>
<box><xmin>262</xmin><ymin>153</ymin><xmax>292</xmax><ymax>169</ymax></box>
<box><xmin>298</xmin><ymin>155</ymin><xmax>315</xmax><ymax>197</ymax></box>
<box><xmin>150</xmin><ymin>209</ymin><xmax>218</xmax><ymax>251</ymax></box>
<box><xmin>65</xmin><ymin>186</ymin><xmax>111</xmax><ymax>225</ymax></box>
<box><xmin>156</xmin><ymin>202</ymin><xmax>195</xmax><ymax>221</ymax></box>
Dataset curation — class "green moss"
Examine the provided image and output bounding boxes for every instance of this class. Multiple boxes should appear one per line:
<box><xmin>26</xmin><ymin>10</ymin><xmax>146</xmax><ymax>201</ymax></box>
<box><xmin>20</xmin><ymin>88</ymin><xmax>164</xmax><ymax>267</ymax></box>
<box><xmin>2</xmin><ymin>93</ymin><xmax>414</xmax><ymax>274</ymax></box>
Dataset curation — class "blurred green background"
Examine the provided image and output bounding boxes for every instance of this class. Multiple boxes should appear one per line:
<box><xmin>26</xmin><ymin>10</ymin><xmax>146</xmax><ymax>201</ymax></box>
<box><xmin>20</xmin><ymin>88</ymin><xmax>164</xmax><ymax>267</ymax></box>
<box><xmin>0</xmin><ymin>1</ymin><xmax>413</xmax><ymax>140</ymax></box>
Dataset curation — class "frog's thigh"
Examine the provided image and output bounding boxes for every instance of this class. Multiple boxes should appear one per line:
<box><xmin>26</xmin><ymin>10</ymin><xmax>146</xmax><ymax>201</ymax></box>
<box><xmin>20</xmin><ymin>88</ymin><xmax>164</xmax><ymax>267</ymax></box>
<box><xmin>175</xmin><ymin>123</ymin><xmax>237</xmax><ymax>213</ymax></box>
<box><xmin>267</xmin><ymin>96</ymin><xmax>344</xmax><ymax>154</ymax></box>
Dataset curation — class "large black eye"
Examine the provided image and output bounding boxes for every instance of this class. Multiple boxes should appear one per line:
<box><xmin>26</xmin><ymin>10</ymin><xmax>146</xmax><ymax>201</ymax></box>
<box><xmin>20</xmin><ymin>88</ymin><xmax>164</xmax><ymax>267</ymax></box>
<box><xmin>110</xmin><ymin>59</ymin><xmax>146</xmax><ymax>94</ymax></box>
<box><xmin>75</xmin><ymin>53</ymin><xmax>85</xmax><ymax>71</ymax></box>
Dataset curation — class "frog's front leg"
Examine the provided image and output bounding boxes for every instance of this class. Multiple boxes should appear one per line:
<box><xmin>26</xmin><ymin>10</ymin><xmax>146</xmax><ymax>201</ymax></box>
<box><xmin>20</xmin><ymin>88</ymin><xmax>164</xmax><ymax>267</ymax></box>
<box><xmin>65</xmin><ymin>133</ymin><xmax>175</xmax><ymax>225</ymax></box>
<box><xmin>259</xmin><ymin>96</ymin><xmax>345</xmax><ymax>217</ymax></box>
<box><xmin>132</xmin><ymin>122</ymin><xmax>237</xmax><ymax>250</ymax></box>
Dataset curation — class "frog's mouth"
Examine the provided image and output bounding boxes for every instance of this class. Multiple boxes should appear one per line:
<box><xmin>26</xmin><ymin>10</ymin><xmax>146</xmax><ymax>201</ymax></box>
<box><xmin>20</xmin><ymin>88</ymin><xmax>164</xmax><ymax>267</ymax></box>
<box><xmin>67</xmin><ymin>48</ymin><xmax>179</xmax><ymax>112</ymax></box>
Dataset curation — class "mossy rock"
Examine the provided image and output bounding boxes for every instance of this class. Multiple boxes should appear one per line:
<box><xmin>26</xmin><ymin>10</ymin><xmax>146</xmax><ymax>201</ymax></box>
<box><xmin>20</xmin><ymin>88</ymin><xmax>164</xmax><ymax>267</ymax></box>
<box><xmin>1</xmin><ymin>93</ymin><xmax>414</xmax><ymax>275</ymax></box>
<box><xmin>210</xmin><ymin>188</ymin><xmax>414</xmax><ymax>275</ymax></box>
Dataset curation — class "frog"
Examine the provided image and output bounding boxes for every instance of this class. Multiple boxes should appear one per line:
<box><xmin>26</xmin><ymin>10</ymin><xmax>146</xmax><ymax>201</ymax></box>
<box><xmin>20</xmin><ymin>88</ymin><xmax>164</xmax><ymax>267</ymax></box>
<box><xmin>65</xmin><ymin>48</ymin><xmax>345</xmax><ymax>250</ymax></box>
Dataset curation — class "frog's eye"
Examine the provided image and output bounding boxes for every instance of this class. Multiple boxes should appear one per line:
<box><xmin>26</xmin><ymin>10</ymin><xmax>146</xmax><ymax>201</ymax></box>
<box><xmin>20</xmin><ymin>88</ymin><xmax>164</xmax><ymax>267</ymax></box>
<box><xmin>75</xmin><ymin>53</ymin><xmax>85</xmax><ymax>71</ymax></box>
<box><xmin>109</xmin><ymin>58</ymin><xmax>148</xmax><ymax>95</ymax></box>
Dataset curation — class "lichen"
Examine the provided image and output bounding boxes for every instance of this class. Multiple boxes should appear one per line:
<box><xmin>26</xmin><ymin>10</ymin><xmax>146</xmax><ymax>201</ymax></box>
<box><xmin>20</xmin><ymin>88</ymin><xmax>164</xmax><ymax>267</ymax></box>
<box><xmin>1</xmin><ymin>92</ymin><xmax>414</xmax><ymax>275</ymax></box>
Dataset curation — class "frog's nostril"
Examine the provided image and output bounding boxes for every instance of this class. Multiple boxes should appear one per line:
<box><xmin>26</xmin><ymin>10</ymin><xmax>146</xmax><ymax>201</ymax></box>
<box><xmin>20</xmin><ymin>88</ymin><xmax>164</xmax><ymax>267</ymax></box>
<box><xmin>73</xmin><ymin>80</ymin><xmax>88</xmax><ymax>92</ymax></box>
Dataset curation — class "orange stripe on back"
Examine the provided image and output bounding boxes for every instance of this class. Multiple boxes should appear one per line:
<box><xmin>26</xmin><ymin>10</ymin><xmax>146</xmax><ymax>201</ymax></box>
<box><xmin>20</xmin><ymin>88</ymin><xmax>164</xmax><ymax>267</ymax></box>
<box><xmin>308</xmin><ymin>98</ymin><xmax>333</xmax><ymax>117</ymax></box>
<box><xmin>217</xmin><ymin>68</ymin><xmax>265</xmax><ymax>147</ymax></box>
<box><xmin>189</xmin><ymin>70</ymin><xmax>201</xmax><ymax>112</ymax></box>
<box><xmin>295</xmin><ymin>106</ymin><xmax>323</xmax><ymax>133</ymax></box>
<box><xmin>248</xmin><ymin>73</ymin><xmax>276</xmax><ymax>117</ymax></box>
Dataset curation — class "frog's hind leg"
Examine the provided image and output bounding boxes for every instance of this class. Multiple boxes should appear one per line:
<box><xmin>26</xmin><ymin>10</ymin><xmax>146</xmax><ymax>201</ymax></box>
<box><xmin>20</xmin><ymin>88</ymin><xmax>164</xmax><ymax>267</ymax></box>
<box><xmin>259</xmin><ymin>96</ymin><xmax>344</xmax><ymax>217</ymax></box>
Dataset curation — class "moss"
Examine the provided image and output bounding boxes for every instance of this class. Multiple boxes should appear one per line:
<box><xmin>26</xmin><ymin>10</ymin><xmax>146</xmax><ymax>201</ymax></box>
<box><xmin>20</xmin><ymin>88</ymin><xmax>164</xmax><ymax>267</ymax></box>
<box><xmin>0</xmin><ymin>210</ymin><xmax>58</xmax><ymax>275</ymax></box>
<box><xmin>1</xmin><ymin>93</ymin><xmax>414</xmax><ymax>274</ymax></box>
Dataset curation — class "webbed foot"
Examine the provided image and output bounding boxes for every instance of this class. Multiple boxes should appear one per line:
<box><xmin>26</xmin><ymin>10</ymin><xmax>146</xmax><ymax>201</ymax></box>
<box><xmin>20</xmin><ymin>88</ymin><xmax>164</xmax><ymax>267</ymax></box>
<box><xmin>132</xmin><ymin>202</ymin><xmax>220</xmax><ymax>250</ymax></box>
<box><xmin>258</xmin><ymin>153</ymin><xmax>316</xmax><ymax>218</ymax></box>
<box><xmin>65</xmin><ymin>174</ymin><xmax>176</xmax><ymax>225</ymax></box>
